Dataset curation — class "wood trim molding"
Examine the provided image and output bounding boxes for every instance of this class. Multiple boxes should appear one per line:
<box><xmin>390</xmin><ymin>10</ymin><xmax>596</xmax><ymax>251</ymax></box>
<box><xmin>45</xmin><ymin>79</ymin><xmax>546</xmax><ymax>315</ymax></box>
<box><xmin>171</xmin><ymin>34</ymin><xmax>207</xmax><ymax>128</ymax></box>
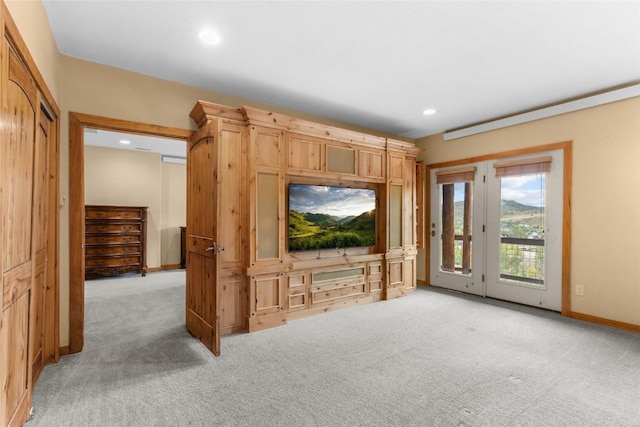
<box><xmin>243</xmin><ymin>105</ymin><xmax>388</xmax><ymax>148</ymax></box>
<box><xmin>190</xmin><ymin>101</ymin><xmax>246</xmax><ymax>128</ymax></box>
<box><xmin>161</xmin><ymin>264</ymin><xmax>181</xmax><ymax>271</ymax></box>
<box><xmin>68</xmin><ymin>113</ymin><xmax>85</xmax><ymax>354</ymax></box>
<box><xmin>428</xmin><ymin>141</ymin><xmax>571</xmax><ymax>170</ymax></box>
<box><xmin>68</xmin><ymin>112</ymin><xmax>193</xmax><ymax>355</ymax></box>
<box><xmin>69</xmin><ymin>112</ymin><xmax>193</xmax><ymax>140</ymax></box>
<box><xmin>561</xmin><ymin>142</ymin><xmax>573</xmax><ymax>316</ymax></box>
<box><xmin>568</xmin><ymin>311</ymin><xmax>640</xmax><ymax>334</ymax></box>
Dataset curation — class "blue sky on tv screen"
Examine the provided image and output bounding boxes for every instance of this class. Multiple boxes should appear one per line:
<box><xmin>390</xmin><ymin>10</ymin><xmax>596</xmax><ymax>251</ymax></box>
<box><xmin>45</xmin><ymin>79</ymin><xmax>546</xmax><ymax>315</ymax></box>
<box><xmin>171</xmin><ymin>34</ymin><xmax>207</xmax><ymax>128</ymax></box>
<box><xmin>289</xmin><ymin>185</ymin><xmax>375</xmax><ymax>218</ymax></box>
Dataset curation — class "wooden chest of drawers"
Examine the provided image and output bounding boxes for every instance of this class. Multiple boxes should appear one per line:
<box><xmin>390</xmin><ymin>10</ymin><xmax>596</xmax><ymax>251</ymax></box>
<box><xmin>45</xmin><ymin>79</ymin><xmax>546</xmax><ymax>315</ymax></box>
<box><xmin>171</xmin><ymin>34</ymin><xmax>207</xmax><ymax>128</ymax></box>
<box><xmin>85</xmin><ymin>205</ymin><xmax>148</xmax><ymax>280</ymax></box>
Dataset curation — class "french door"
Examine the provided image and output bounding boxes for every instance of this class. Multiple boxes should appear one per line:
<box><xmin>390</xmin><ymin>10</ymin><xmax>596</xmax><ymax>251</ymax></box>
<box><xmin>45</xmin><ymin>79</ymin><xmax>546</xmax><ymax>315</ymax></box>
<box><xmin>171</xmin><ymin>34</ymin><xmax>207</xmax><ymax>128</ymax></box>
<box><xmin>430</xmin><ymin>150</ymin><xmax>564</xmax><ymax>311</ymax></box>
<box><xmin>429</xmin><ymin>161</ymin><xmax>485</xmax><ymax>296</ymax></box>
<box><xmin>485</xmin><ymin>151</ymin><xmax>563</xmax><ymax>310</ymax></box>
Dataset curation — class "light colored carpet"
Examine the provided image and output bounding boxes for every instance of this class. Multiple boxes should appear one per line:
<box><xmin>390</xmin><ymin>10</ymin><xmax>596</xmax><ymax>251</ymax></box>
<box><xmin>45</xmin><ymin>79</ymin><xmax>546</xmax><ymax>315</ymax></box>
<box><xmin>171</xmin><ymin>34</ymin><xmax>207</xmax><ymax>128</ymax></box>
<box><xmin>30</xmin><ymin>271</ymin><xmax>640</xmax><ymax>426</ymax></box>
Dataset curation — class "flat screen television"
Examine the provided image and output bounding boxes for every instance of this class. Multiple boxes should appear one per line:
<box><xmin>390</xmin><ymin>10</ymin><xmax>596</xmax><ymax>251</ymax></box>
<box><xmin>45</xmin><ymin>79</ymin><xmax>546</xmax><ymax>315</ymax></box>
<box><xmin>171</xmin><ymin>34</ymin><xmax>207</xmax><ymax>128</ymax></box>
<box><xmin>288</xmin><ymin>184</ymin><xmax>376</xmax><ymax>251</ymax></box>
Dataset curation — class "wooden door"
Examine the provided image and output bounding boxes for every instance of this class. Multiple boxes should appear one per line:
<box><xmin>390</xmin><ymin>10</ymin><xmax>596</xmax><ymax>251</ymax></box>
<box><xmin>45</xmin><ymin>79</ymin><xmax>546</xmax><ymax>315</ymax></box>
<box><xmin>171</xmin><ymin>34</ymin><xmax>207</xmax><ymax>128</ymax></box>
<box><xmin>1</xmin><ymin>45</ymin><xmax>38</xmax><ymax>426</ymax></box>
<box><xmin>31</xmin><ymin>106</ymin><xmax>53</xmax><ymax>384</ymax></box>
<box><xmin>186</xmin><ymin>126</ymin><xmax>221</xmax><ymax>356</ymax></box>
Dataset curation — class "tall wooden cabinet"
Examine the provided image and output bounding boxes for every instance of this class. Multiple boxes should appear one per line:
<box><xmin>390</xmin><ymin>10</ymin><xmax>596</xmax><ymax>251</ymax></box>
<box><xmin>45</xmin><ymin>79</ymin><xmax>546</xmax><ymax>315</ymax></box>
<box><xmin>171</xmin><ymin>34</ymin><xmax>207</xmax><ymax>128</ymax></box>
<box><xmin>1</xmin><ymin>3</ymin><xmax>60</xmax><ymax>425</ymax></box>
<box><xmin>186</xmin><ymin>101</ymin><xmax>422</xmax><ymax>344</ymax></box>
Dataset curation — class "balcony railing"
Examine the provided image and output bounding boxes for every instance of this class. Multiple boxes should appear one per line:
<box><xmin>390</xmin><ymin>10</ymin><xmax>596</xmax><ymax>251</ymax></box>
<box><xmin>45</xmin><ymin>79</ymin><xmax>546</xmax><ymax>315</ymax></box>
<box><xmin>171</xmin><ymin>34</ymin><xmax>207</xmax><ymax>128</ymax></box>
<box><xmin>499</xmin><ymin>236</ymin><xmax>544</xmax><ymax>285</ymax></box>
<box><xmin>444</xmin><ymin>235</ymin><xmax>544</xmax><ymax>285</ymax></box>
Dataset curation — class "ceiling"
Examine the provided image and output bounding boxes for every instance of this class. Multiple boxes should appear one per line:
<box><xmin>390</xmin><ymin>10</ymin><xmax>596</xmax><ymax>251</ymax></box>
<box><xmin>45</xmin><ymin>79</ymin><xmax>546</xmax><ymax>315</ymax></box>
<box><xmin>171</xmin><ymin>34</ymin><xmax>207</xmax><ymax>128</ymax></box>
<box><xmin>43</xmin><ymin>1</ymin><xmax>640</xmax><ymax>140</ymax></box>
<box><xmin>84</xmin><ymin>128</ymin><xmax>186</xmax><ymax>160</ymax></box>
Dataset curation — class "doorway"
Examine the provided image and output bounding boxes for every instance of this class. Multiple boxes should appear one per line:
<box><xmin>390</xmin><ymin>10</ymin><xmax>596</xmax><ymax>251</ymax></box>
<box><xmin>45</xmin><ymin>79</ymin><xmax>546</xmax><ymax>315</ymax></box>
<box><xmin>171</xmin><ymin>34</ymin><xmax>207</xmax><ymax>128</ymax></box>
<box><xmin>428</xmin><ymin>143</ymin><xmax>572</xmax><ymax>312</ymax></box>
<box><xmin>68</xmin><ymin>113</ymin><xmax>192</xmax><ymax>353</ymax></box>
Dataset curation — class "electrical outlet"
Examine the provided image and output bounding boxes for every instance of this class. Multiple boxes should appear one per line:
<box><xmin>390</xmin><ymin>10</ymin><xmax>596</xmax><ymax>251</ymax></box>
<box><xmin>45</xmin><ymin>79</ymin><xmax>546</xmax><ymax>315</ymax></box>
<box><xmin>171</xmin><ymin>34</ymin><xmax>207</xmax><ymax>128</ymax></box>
<box><xmin>576</xmin><ymin>285</ymin><xmax>584</xmax><ymax>296</ymax></box>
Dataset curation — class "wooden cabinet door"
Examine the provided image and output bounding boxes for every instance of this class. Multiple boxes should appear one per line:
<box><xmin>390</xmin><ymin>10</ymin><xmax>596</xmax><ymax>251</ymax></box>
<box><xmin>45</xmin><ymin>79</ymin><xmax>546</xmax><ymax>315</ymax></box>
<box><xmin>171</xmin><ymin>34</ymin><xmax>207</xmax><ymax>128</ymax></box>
<box><xmin>186</xmin><ymin>127</ymin><xmax>221</xmax><ymax>356</ymax></box>
<box><xmin>1</xmin><ymin>46</ymin><xmax>38</xmax><ymax>427</ymax></box>
<box><xmin>30</xmin><ymin>107</ymin><xmax>52</xmax><ymax>385</ymax></box>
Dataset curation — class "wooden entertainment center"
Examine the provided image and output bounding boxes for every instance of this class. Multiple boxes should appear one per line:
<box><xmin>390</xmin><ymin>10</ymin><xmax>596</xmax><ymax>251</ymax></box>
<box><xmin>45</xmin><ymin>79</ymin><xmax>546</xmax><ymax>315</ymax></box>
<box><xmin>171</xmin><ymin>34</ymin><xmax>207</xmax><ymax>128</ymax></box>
<box><xmin>186</xmin><ymin>101</ymin><xmax>422</xmax><ymax>341</ymax></box>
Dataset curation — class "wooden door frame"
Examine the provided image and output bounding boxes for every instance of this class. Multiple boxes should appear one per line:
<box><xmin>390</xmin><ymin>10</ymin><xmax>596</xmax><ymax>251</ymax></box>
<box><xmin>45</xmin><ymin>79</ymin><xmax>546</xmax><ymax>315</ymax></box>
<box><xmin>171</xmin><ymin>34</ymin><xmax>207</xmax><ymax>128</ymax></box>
<box><xmin>424</xmin><ymin>141</ymin><xmax>572</xmax><ymax>316</ymax></box>
<box><xmin>68</xmin><ymin>112</ymin><xmax>192</xmax><ymax>353</ymax></box>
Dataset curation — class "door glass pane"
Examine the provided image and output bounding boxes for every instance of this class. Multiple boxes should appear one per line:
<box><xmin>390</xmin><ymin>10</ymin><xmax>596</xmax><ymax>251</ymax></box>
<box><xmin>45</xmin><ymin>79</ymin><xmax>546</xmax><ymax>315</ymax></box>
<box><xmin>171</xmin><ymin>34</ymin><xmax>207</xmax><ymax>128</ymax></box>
<box><xmin>499</xmin><ymin>173</ymin><xmax>546</xmax><ymax>286</ymax></box>
<box><xmin>440</xmin><ymin>181</ymin><xmax>472</xmax><ymax>275</ymax></box>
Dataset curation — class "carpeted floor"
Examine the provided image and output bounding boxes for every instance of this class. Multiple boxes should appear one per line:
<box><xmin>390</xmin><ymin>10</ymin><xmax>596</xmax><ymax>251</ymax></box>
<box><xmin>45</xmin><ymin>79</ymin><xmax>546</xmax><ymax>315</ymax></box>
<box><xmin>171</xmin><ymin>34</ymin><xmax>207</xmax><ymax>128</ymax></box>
<box><xmin>30</xmin><ymin>271</ymin><xmax>640</xmax><ymax>426</ymax></box>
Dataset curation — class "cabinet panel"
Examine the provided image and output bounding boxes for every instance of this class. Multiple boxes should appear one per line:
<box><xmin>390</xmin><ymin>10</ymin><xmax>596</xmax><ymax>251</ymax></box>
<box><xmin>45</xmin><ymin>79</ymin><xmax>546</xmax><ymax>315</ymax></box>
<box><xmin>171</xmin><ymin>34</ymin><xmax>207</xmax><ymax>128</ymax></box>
<box><xmin>368</xmin><ymin>262</ymin><xmax>383</xmax><ymax>294</ymax></box>
<box><xmin>219</xmin><ymin>126</ymin><xmax>244</xmax><ymax>264</ymax></box>
<box><xmin>388</xmin><ymin>259</ymin><xmax>404</xmax><ymax>288</ymax></box>
<box><xmin>388</xmin><ymin>153</ymin><xmax>404</xmax><ymax>181</ymax></box>
<box><xmin>405</xmin><ymin>258</ymin><xmax>415</xmax><ymax>290</ymax></box>
<box><xmin>404</xmin><ymin>157</ymin><xmax>416</xmax><ymax>247</ymax></box>
<box><xmin>256</xmin><ymin>173</ymin><xmax>280</xmax><ymax>260</ymax></box>
<box><xmin>2</xmin><ymin>51</ymin><xmax>35</xmax><ymax>272</ymax></box>
<box><xmin>254</xmin><ymin>127</ymin><xmax>282</xmax><ymax>168</ymax></box>
<box><xmin>220</xmin><ymin>276</ymin><xmax>244</xmax><ymax>333</ymax></box>
<box><xmin>359</xmin><ymin>150</ymin><xmax>385</xmax><ymax>180</ymax></box>
<box><xmin>310</xmin><ymin>266</ymin><xmax>366</xmax><ymax>306</ymax></box>
<box><xmin>2</xmin><ymin>262</ymin><xmax>31</xmax><ymax>310</ymax></box>
<box><xmin>1</xmin><ymin>292</ymin><xmax>30</xmax><ymax>425</ymax></box>
<box><xmin>251</xmin><ymin>273</ymin><xmax>284</xmax><ymax>316</ymax></box>
<box><xmin>288</xmin><ymin>136</ymin><xmax>323</xmax><ymax>172</ymax></box>
<box><xmin>311</xmin><ymin>283</ymin><xmax>365</xmax><ymax>305</ymax></box>
<box><xmin>368</xmin><ymin>263</ymin><xmax>382</xmax><ymax>276</ymax></box>
<box><xmin>369</xmin><ymin>279</ymin><xmax>383</xmax><ymax>292</ymax></box>
<box><xmin>326</xmin><ymin>145</ymin><xmax>356</xmax><ymax>175</ymax></box>
<box><xmin>287</xmin><ymin>272</ymin><xmax>307</xmax><ymax>312</ymax></box>
<box><xmin>389</xmin><ymin>184</ymin><xmax>403</xmax><ymax>248</ymax></box>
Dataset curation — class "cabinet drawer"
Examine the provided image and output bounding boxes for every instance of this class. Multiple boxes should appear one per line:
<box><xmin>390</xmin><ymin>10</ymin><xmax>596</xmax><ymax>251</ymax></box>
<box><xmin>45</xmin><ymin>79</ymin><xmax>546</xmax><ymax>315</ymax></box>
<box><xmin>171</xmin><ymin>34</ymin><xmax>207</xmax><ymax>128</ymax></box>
<box><xmin>86</xmin><ymin>208</ymin><xmax>143</xmax><ymax>220</ymax></box>
<box><xmin>85</xmin><ymin>234</ymin><xmax>140</xmax><ymax>245</ymax></box>
<box><xmin>311</xmin><ymin>281</ymin><xmax>365</xmax><ymax>305</ymax></box>
<box><xmin>85</xmin><ymin>245</ymin><xmax>140</xmax><ymax>257</ymax></box>
<box><xmin>85</xmin><ymin>222</ymin><xmax>142</xmax><ymax>234</ymax></box>
<box><xmin>85</xmin><ymin>255</ymin><xmax>140</xmax><ymax>268</ymax></box>
<box><xmin>85</xmin><ymin>265</ymin><xmax>141</xmax><ymax>279</ymax></box>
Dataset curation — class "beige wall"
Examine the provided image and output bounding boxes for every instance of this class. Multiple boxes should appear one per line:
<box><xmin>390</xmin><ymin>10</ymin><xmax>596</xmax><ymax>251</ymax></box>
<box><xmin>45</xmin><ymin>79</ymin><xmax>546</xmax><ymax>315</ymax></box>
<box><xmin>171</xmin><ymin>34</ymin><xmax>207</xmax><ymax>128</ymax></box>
<box><xmin>84</xmin><ymin>146</ymin><xmax>187</xmax><ymax>270</ymax></box>
<box><xmin>161</xmin><ymin>162</ymin><xmax>186</xmax><ymax>266</ymax></box>
<box><xmin>416</xmin><ymin>96</ymin><xmax>640</xmax><ymax>326</ymax></box>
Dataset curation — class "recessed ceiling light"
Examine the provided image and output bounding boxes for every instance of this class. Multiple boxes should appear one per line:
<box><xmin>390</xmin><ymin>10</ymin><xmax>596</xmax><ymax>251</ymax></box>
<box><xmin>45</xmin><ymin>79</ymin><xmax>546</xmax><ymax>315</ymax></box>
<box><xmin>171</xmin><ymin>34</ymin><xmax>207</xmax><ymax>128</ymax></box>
<box><xmin>119</xmin><ymin>140</ymin><xmax>131</xmax><ymax>145</ymax></box>
<box><xmin>422</xmin><ymin>109</ymin><xmax>436</xmax><ymax>115</ymax></box>
<box><xmin>199</xmin><ymin>29</ymin><xmax>221</xmax><ymax>45</ymax></box>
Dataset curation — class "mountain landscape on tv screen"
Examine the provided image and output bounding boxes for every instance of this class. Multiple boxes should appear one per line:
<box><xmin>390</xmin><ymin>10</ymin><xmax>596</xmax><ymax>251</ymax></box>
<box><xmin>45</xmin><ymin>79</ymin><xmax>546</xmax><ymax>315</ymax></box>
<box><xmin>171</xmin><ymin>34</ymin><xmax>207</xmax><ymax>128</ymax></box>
<box><xmin>289</xmin><ymin>209</ymin><xmax>375</xmax><ymax>251</ymax></box>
